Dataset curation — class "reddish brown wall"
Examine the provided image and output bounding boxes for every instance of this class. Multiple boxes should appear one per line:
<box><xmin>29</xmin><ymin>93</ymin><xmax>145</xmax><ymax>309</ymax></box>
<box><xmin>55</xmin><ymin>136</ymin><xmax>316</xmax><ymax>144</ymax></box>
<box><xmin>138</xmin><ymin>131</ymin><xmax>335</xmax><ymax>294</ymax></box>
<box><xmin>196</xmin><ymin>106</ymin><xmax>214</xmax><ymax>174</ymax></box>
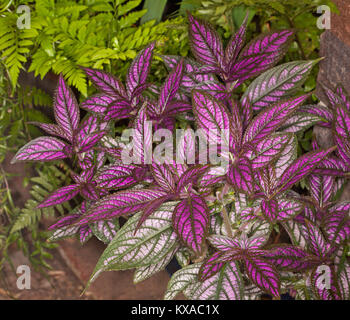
<box><xmin>317</xmin><ymin>0</ymin><xmax>350</xmax><ymax>99</ymax></box>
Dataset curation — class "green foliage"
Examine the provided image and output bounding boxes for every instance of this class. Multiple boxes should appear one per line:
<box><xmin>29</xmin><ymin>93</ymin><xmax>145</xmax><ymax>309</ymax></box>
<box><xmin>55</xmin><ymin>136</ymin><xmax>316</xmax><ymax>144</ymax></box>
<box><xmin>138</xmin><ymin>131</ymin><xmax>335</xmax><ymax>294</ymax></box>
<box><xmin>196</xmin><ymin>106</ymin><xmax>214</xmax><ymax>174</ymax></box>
<box><xmin>180</xmin><ymin>0</ymin><xmax>337</xmax><ymax>92</ymax></box>
<box><xmin>141</xmin><ymin>0</ymin><xmax>167</xmax><ymax>23</ymax></box>
<box><xmin>11</xmin><ymin>163</ymin><xmax>72</xmax><ymax>233</ymax></box>
<box><xmin>0</xmin><ymin>0</ymin><xmax>190</xmax><ymax>279</ymax></box>
<box><xmin>0</xmin><ymin>0</ymin><xmax>189</xmax><ymax>96</ymax></box>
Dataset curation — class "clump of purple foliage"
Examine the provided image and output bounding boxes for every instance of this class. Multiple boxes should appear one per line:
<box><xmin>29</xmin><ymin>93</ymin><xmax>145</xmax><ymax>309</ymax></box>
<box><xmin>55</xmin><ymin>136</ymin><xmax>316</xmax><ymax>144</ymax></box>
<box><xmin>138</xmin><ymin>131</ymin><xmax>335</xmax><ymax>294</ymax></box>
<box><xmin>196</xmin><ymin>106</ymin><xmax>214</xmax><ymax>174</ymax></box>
<box><xmin>12</xmin><ymin>13</ymin><xmax>349</xmax><ymax>300</ymax></box>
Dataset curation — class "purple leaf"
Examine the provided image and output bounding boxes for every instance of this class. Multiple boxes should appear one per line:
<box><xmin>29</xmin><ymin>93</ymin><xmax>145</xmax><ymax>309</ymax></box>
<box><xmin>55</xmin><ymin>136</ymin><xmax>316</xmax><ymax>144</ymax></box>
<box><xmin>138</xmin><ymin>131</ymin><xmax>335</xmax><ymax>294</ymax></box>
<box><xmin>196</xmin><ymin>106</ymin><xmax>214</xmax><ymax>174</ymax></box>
<box><xmin>132</xmin><ymin>106</ymin><xmax>152</xmax><ymax>164</ymax></box>
<box><xmin>280</xmin><ymin>112</ymin><xmax>322</xmax><ymax>133</ymax></box>
<box><xmin>80</xmin><ymin>94</ymin><xmax>115</xmax><ymax>115</ymax></box>
<box><xmin>163</xmin><ymin>101</ymin><xmax>192</xmax><ymax>116</ymax></box>
<box><xmin>313</xmin><ymin>156</ymin><xmax>349</xmax><ymax>177</ymax></box>
<box><xmin>54</xmin><ymin>74</ymin><xmax>80</xmax><ymax>141</ymax></box>
<box><xmin>229</xmin><ymin>99</ymin><xmax>243</xmax><ymax>150</ymax></box>
<box><xmin>333</xmin><ymin>104</ymin><xmax>350</xmax><ymax>139</ymax></box>
<box><xmin>81</xmin><ymin>183</ymin><xmax>100</xmax><ymax>201</ymax></box>
<box><xmin>339</xmin><ymin>263</ymin><xmax>350</xmax><ymax>299</ymax></box>
<box><xmin>77</xmin><ymin>189</ymin><xmax>166</xmax><ymax>225</ymax></box>
<box><xmin>11</xmin><ymin>137</ymin><xmax>70</xmax><ymax>163</ymax></box>
<box><xmin>198</xmin><ymin>251</ymin><xmax>225</xmax><ymax>281</ymax></box>
<box><xmin>37</xmin><ymin>184</ymin><xmax>80</xmax><ymax>208</ymax></box>
<box><xmin>227</xmin><ymin>157</ymin><xmax>254</xmax><ymax>194</ymax></box>
<box><xmin>276</xmin><ymin>147</ymin><xmax>336</xmax><ymax>194</ymax></box>
<box><xmin>135</xmin><ymin>195</ymin><xmax>171</xmax><ymax>231</ymax></box>
<box><xmin>322</xmin><ymin>209</ymin><xmax>350</xmax><ymax>245</ymax></box>
<box><xmin>277</xmin><ymin>198</ymin><xmax>304</xmax><ymax>222</ymax></box>
<box><xmin>192</xmin><ymin>90</ymin><xmax>232</xmax><ymax>148</ymax></box>
<box><xmin>302</xmin><ymin>220</ymin><xmax>330</xmax><ymax>258</ymax></box>
<box><xmin>242</xmin><ymin>60</ymin><xmax>317</xmax><ymax>111</ymax></box>
<box><xmin>151</xmin><ymin>163</ymin><xmax>176</xmax><ymax>192</ymax></box>
<box><xmin>261</xmin><ymin>199</ymin><xmax>279</xmax><ymax>222</ymax></box>
<box><xmin>75</xmin><ymin>115</ymin><xmax>107</xmax><ymax>152</ymax></box>
<box><xmin>79</xmin><ymin>225</ymin><xmax>92</xmax><ymax>244</ymax></box>
<box><xmin>172</xmin><ymin>194</ymin><xmax>209</xmax><ymax>255</ymax></box>
<box><xmin>105</xmin><ymin>100</ymin><xmax>132</xmax><ymax>121</ymax></box>
<box><xmin>48</xmin><ymin>213</ymin><xmax>81</xmax><ymax>231</ymax></box>
<box><xmin>176</xmin><ymin>128</ymin><xmax>196</xmax><ymax>164</ymax></box>
<box><xmin>309</xmin><ymin>174</ymin><xmax>335</xmax><ymax>206</ymax></box>
<box><xmin>95</xmin><ymin>164</ymin><xmax>139</xmax><ymax>190</ymax></box>
<box><xmin>229</xmin><ymin>30</ymin><xmax>294</xmax><ymax>86</ymax></box>
<box><xmin>194</xmin><ymin>81</ymin><xmax>228</xmax><ymax>101</ymax></box>
<box><xmin>208</xmin><ymin>234</ymin><xmax>241</xmax><ymax>251</ymax></box>
<box><xmin>244</xmin><ymin>257</ymin><xmax>280</xmax><ymax>298</ymax></box>
<box><xmin>83</xmin><ymin>67</ymin><xmax>127</xmax><ymax>99</ymax></box>
<box><xmin>264</xmin><ymin>245</ymin><xmax>318</xmax><ymax>271</ymax></box>
<box><xmin>299</xmin><ymin>104</ymin><xmax>333</xmax><ymax>127</ymax></box>
<box><xmin>28</xmin><ymin>122</ymin><xmax>69</xmax><ymax>140</ymax></box>
<box><xmin>334</xmin><ymin>134</ymin><xmax>350</xmax><ymax>168</ymax></box>
<box><xmin>198</xmin><ymin>166</ymin><xmax>225</xmax><ymax>194</ymax></box>
<box><xmin>244</xmin><ymin>133</ymin><xmax>290</xmax><ymax>169</ymax></box>
<box><xmin>241</xmin><ymin>96</ymin><xmax>253</xmax><ymax>129</ymax></box>
<box><xmin>187</xmin><ymin>12</ymin><xmax>224</xmax><ymax>72</ymax></box>
<box><xmin>311</xmin><ymin>266</ymin><xmax>341</xmax><ymax>300</ymax></box>
<box><xmin>158</xmin><ymin>59</ymin><xmax>184</xmax><ymax>115</ymax></box>
<box><xmin>224</xmin><ymin>14</ymin><xmax>248</xmax><ymax>72</ymax></box>
<box><xmin>176</xmin><ymin>165</ymin><xmax>210</xmax><ymax>194</ymax></box>
<box><xmin>126</xmin><ymin>42</ymin><xmax>155</xmax><ymax>98</ymax></box>
<box><xmin>243</xmin><ymin>95</ymin><xmax>309</xmax><ymax>145</ymax></box>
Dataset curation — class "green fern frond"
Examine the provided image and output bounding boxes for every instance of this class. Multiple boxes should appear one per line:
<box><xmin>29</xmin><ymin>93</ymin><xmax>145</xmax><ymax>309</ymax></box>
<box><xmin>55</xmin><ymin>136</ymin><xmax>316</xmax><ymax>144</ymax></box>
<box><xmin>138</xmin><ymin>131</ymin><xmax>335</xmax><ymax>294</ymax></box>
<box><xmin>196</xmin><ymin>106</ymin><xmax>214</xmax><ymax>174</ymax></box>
<box><xmin>10</xmin><ymin>163</ymin><xmax>72</xmax><ymax>234</ymax></box>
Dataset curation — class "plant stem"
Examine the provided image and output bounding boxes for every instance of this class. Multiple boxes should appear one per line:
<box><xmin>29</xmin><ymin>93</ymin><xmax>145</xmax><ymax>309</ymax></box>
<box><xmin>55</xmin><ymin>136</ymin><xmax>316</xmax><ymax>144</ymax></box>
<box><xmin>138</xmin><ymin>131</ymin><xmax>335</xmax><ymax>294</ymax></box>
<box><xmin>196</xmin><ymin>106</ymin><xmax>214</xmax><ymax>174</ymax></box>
<box><xmin>217</xmin><ymin>188</ymin><xmax>233</xmax><ymax>237</ymax></box>
<box><xmin>221</xmin><ymin>203</ymin><xmax>233</xmax><ymax>238</ymax></box>
<box><xmin>286</xmin><ymin>16</ymin><xmax>307</xmax><ymax>60</ymax></box>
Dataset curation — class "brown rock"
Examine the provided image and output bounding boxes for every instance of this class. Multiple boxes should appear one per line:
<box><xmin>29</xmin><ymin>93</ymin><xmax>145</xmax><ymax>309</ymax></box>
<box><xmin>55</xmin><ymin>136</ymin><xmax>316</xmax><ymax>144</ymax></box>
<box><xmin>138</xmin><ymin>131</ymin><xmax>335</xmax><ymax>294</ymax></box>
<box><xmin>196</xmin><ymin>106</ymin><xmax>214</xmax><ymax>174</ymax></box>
<box><xmin>331</xmin><ymin>0</ymin><xmax>350</xmax><ymax>47</ymax></box>
<box><xmin>313</xmin><ymin>125</ymin><xmax>334</xmax><ymax>149</ymax></box>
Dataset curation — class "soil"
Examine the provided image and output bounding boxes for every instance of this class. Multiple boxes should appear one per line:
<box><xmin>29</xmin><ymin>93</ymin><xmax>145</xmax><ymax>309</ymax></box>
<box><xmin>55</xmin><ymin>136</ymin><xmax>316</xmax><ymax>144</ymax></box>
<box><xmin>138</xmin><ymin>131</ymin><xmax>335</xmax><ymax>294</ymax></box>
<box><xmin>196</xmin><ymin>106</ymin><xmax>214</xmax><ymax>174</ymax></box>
<box><xmin>0</xmin><ymin>248</ymin><xmax>92</xmax><ymax>300</ymax></box>
<box><xmin>1</xmin><ymin>154</ymin><xmax>178</xmax><ymax>301</ymax></box>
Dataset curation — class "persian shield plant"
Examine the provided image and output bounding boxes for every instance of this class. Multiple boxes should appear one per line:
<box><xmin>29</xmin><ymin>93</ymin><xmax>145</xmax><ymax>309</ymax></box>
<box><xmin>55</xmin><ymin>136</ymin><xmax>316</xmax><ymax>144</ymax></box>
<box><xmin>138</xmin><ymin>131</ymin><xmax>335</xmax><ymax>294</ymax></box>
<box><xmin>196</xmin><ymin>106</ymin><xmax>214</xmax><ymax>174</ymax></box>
<box><xmin>12</xmin><ymin>13</ymin><xmax>349</xmax><ymax>300</ymax></box>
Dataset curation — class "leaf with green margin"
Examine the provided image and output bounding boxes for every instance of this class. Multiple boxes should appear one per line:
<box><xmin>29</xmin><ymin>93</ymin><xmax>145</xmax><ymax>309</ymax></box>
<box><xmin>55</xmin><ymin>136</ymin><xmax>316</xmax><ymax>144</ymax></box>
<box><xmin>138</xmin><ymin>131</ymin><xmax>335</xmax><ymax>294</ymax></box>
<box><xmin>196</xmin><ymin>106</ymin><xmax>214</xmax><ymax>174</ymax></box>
<box><xmin>242</xmin><ymin>60</ymin><xmax>318</xmax><ymax>111</ymax></box>
<box><xmin>175</xmin><ymin>248</ymin><xmax>191</xmax><ymax>268</ymax></box>
<box><xmin>282</xmin><ymin>220</ymin><xmax>307</xmax><ymax>248</ymax></box>
<box><xmin>338</xmin><ymin>262</ymin><xmax>350</xmax><ymax>300</ymax></box>
<box><xmin>165</xmin><ymin>261</ymin><xmax>244</xmax><ymax>300</ymax></box>
<box><xmin>279</xmin><ymin>113</ymin><xmax>323</xmax><ymax>133</ymax></box>
<box><xmin>85</xmin><ymin>202</ymin><xmax>179</xmax><ymax>289</ymax></box>
<box><xmin>90</xmin><ymin>219</ymin><xmax>120</xmax><ymax>244</ymax></box>
<box><xmin>133</xmin><ymin>245</ymin><xmax>178</xmax><ymax>284</ymax></box>
<box><xmin>164</xmin><ymin>263</ymin><xmax>199</xmax><ymax>300</ymax></box>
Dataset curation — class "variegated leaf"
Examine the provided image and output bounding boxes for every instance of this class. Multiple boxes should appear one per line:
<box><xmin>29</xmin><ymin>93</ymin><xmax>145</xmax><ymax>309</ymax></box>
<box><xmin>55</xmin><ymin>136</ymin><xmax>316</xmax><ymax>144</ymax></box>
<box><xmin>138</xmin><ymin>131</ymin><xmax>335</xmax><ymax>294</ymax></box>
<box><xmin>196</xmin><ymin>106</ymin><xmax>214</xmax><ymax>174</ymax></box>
<box><xmin>77</xmin><ymin>189</ymin><xmax>167</xmax><ymax>225</ymax></box>
<box><xmin>86</xmin><ymin>202</ymin><xmax>179</xmax><ymax>288</ymax></box>
<box><xmin>54</xmin><ymin>74</ymin><xmax>80</xmax><ymax>141</ymax></box>
<box><xmin>172</xmin><ymin>195</ymin><xmax>209</xmax><ymax>255</ymax></box>
<box><xmin>11</xmin><ymin>137</ymin><xmax>70</xmax><ymax>163</ymax></box>
<box><xmin>243</xmin><ymin>257</ymin><xmax>280</xmax><ymax>298</ymax></box>
<box><xmin>187</xmin><ymin>13</ymin><xmax>224</xmax><ymax>71</ymax></box>
<box><xmin>280</xmin><ymin>113</ymin><xmax>322</xmax><ymax>133</ymax></box>
<box><xmin>134</xmin><ymin>245</ymin><xmax>178</xmax><ymax>284</ymax></box>
<box><xmin>126</xmin><ymin>42</ymin><xmax>155</xmax><ymax>98</ymax></box>
<box><xmin>242</xmin><ymin>60</ymin><xmax>317</xmax><ymax>111</ymax></box>
<box><xmin>83</xmin><ymin>67</ymin><xmax>127</xmax><ymax>99</ymax></box>
<box><xmin>229</xmin><ymin>30</ymin><xmax>294</xmax><ymax>86</ymax></box>
<box><xmin>243</xmin><ymin>95</ymin><xmax>309</xmax><ymax>145</ymax></box>
<box><xmin>90</xmin><ymin>219</ymin><xmax>120</xmax><ymax>244</ymax></box>
<box><xmin>244</xmin><ymin>133</ymin><xmax>290</xmax><ymax>169</ymax></box>
<box><xmin>37</xmin><ymin>184</ymin><xmax>80</xmax><ymax>208</ymax></box>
